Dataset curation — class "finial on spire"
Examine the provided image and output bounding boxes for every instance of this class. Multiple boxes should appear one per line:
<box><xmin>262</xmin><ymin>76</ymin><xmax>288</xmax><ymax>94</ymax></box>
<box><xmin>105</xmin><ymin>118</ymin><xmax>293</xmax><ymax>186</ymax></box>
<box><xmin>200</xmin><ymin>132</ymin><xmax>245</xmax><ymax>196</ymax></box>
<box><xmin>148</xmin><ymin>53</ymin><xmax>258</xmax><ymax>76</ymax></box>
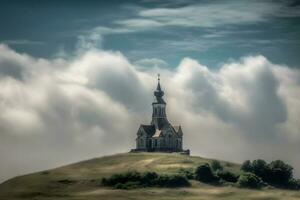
<box><xmin>158</xmin><ymin>73</ymin><xmax>160</xmax><ymax>82</ymax></box>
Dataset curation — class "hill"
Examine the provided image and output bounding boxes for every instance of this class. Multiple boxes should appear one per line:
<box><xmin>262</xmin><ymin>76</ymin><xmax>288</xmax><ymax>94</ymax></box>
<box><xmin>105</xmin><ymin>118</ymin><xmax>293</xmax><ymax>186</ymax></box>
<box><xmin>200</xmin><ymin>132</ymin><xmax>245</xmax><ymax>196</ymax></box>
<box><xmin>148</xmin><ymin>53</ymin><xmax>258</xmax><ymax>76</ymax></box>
<box><xmin>0</xmin><ymin>152</ymin><xmax>299</xmax><ymax>200</ymax></box>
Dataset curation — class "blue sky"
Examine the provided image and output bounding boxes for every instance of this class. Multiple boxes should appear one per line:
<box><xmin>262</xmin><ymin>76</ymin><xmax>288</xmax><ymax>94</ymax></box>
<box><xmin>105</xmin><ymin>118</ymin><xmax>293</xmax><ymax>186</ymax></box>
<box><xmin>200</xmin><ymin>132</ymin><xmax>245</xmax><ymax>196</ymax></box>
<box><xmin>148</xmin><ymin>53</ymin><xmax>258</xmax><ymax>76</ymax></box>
<box><xmin>1</xmin><ymin>0</ymin><xmax>300</xmax><ymax>68</ymax></box>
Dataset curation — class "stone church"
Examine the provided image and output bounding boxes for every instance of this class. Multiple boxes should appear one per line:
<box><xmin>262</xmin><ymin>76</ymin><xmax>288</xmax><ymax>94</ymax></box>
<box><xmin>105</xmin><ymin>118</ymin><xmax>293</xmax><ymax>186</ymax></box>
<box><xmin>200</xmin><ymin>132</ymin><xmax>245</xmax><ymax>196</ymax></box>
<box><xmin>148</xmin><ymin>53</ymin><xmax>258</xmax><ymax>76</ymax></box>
<box><xmin>132</xmin><ymin>75</ymin><xmax>189</xmax><ymax>155</ymax></box>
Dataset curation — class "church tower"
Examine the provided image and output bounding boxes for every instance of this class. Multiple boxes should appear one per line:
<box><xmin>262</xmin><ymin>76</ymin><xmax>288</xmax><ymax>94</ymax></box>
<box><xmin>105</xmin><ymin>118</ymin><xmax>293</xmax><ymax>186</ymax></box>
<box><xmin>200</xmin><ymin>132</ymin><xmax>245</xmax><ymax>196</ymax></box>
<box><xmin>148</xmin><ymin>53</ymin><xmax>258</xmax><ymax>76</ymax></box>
<box><xmin>151</xmin><ymin>74</ymin><xmax>169</xmax><ymax>130</ymax></box>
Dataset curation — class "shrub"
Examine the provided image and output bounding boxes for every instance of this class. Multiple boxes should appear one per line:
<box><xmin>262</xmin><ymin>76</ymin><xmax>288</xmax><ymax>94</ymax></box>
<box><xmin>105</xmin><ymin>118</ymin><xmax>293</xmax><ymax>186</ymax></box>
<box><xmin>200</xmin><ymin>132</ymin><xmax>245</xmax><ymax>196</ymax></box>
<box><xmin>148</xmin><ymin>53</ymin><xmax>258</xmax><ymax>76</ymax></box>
<box><xmin>216</xmin><ymin>170</ymin><xmax>239</xmax><ymax>183</ymax></box>
<box><xmin>114</xmin><ymin>181</ymin><xmax>140</xmax><ymax>189</ymax></box>
<box><xmin>287</xmin><ymin>179</ymin><xmax>300</xmax><ymax>190</ymax></box>
<box><xmin>195</xmin><ymin>163</ymin><xmax>218</xmax><ymax>183</ymax></box>
<box><xmin>239</xmin><ymin>159</ymin><xmax>296</xmax><ymax>189</ymax></box>
<box><xmin>178</xmin><ymin>168</ymin><xmax>194</xmax><ymax>179</ymax></box>
<box><xmin>267</xmin><ymin>160</ymin><xmax>293</xmax><ymax>186</ymax></box>
<box><xmin>102</xmin><ymin>171</ymin><xmax>142</xmax><ymax>186</ymax></box>
<box><xmin>241</xmin><ymin>160</ymin><xmax>252</xmax><ymax>172</ymax></box>
<box><xmin>102</xmin><ymin>171</ymin><xmax>190</xmax><ymax>189</ymax></box>
<box><xmin>238</xmin><ymin>172</ymin><xmax>264</xmax><ymax>189</ymax></box>
<box><xmin>156</xmin><ymin>175</ymin><xmax>190</xmax><ymax>187</ymax></box>
<box><xmin>211</xmin><ymin>160</ymin><xmax>223</xmax><ymax>172</ymax></box>
<box><xmin>141</xmin><ymin>171</ymin><xmax>158</xmax><ymax>186</ymax></box>
<box><xmin>251</xmin><ymin>159</ymin><xmax>270</xmax><ymax>181</ymax></box>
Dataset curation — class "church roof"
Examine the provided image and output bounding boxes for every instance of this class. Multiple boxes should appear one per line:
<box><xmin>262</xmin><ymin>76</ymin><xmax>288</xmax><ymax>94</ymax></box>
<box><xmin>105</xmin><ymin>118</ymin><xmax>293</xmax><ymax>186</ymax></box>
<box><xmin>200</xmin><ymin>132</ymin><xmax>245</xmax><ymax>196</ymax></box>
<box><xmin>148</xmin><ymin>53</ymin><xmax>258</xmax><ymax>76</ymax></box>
<box><xmin>173</xmin><ymin>125</ymin><xmax>183</xmax><ymax>136</ymax></box>
<box><xmin>140</xmin><ymin>124</ymin><xmax>155</xmax><ymax>136</ymax></box>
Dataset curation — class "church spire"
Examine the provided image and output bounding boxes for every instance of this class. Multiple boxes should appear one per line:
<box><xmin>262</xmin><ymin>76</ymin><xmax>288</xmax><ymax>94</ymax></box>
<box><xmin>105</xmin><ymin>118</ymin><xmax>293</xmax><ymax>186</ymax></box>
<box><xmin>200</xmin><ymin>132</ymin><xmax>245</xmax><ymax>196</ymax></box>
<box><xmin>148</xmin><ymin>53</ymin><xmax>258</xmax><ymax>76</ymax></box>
<box><xmin>151</xmin><ymin>74</ymin><xmax>168</xmax><ymax>129</ymax></box>
<box><xmin>154</xmin><ymin>74</ymin><xmax>165</xmax><ymax>104</ymax></box>
<box><xmin>157</xmin><ymin>73</ymin><xmax>161</xmax><ymax>91</ymax></box>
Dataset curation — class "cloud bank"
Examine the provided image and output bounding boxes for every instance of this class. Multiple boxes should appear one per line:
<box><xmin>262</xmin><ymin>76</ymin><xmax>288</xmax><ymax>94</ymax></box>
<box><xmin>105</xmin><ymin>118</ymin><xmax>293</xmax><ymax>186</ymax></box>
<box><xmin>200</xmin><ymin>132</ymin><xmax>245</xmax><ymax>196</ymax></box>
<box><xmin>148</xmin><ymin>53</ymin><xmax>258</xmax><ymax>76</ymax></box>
<box><xmin>0</xmin><ymin>44</ymin><xmax>300</xmax><ymax>183</ymax></box>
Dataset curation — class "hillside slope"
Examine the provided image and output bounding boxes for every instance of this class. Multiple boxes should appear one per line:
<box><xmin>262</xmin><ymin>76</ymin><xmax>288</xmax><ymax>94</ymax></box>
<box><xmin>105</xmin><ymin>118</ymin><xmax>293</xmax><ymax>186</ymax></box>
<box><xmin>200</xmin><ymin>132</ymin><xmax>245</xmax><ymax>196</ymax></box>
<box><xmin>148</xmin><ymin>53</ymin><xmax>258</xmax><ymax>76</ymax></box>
<box><xmin>0</xmin><ymin>152</ymin><xmax>299</xmax><ymax>200</ymax></box>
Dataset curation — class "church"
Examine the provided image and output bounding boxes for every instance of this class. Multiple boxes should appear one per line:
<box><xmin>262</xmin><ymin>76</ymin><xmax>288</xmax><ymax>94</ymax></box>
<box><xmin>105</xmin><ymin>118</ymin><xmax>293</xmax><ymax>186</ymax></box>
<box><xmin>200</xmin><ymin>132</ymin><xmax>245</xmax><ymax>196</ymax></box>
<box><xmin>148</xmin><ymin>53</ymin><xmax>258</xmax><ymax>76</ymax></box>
<box><xmin>132</xmin><ymin>75</ymin><xmax>189</xmax><ymax>155</ymax></box>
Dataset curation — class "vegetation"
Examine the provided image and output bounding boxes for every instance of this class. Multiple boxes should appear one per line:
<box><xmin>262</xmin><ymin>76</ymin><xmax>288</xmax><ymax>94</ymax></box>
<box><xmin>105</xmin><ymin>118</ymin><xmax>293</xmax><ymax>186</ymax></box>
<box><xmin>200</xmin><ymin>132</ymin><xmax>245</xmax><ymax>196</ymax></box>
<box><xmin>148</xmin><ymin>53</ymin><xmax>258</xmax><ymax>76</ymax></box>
<box><xmin>216</xmin><ymin>170</ymin><xmax>239</xmax><ymax>183</ymax></box>
<box><xmin>195</xmin><ymin>163</ymin><xmax>219</xmax><ymax>183</ymax></box>
<box><xmin>102</xmin><ymin>171</ymin><xmax>190</xmax><ymax>189</ymax></box>
<box><xmin>240</xmin><ymin>159</ymin><xmax>299</xmax><ymax>189</ymax></box>
<box><xmin>177</xmin><ymin>168</ymin><xmax>194</xmax><ymax>179</ymax></box>
<box><xmin>268</xmin><ymin>160</ymin><xmax>293</xmax><ymax>186</ymax></box>
<box><xmin>237</xmin><ymin>172</ymin><xmax>264</xmax><ymax>189</ymax></box>
<box><xmin>211</xmin><ymin>160</ymin><xmax>223</xmax><ymax>172</ymax></box>
<box><xmin>241</xmin><ymin>160</ymin><xmax>252</xmax><ymax>172</ymax></box>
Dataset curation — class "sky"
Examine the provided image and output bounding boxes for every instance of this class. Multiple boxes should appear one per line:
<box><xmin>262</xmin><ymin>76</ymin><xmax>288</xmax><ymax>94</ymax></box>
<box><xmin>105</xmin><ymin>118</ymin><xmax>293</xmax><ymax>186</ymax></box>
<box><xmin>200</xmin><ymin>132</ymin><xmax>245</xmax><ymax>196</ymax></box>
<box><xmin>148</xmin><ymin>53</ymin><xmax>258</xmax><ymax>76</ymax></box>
<box><xmin>0</xmin><ymin>0</ymin><xmax>300</xmax><ymax>183</ymax></box>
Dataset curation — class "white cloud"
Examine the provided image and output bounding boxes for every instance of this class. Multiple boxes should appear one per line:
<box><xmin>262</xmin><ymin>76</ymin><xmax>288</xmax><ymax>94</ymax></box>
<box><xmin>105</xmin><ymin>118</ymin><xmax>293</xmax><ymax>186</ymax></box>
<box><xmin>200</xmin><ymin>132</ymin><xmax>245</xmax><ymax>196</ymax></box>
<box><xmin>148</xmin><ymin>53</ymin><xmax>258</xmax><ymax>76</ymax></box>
<box><xmin>115</xmin><ymin>19</ymin><xmax>163</xmax><ymax>28</ymax></box>
<box><xmin>139</xmin><ymin>3</ymin><xmax>266</xmax><ymax>28</ymax></box>
<box><xmin>134</xmin><ymin>58</ymin><xmax>168</xmax><ymax>69</ymax></box>
<box><xmin>0</xmin><ymin>44</ymin><xmax>300</xmax><ymax>183</ymax></box>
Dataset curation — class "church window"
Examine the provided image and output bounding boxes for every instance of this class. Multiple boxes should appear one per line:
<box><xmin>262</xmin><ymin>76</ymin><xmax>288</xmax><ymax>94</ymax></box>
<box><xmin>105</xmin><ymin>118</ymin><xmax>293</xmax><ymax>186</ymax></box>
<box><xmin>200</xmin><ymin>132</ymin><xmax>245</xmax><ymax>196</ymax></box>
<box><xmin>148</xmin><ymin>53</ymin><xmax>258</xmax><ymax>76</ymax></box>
<box><xmin>154</xmin><ymin>139</ymin><xmax>157</xmax><ymax>147</ymax></box>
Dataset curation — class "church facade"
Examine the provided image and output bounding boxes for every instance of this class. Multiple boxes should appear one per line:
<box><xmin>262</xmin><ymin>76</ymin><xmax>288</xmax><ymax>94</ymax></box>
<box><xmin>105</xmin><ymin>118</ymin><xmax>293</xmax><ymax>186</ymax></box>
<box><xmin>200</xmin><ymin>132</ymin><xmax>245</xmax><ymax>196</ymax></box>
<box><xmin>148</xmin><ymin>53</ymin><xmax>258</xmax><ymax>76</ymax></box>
<box><xmin>132</xmin><ymin>75</ymin><xmax>189</xmax><ymax>154</ymax></box>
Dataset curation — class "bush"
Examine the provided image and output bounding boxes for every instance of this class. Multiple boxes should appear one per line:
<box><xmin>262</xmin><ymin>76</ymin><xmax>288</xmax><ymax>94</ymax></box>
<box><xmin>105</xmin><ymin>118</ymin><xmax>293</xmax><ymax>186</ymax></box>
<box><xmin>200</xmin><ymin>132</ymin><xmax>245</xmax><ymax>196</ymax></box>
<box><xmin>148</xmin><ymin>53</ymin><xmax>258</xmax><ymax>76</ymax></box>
<box><xmin>238</xmin><ymin>172</ymin><xmax>264</xmax><ymax>189</ymax></box>
<box><xmin>102</xmin><ymin>171</ymin><xmax>142</xmax><ymax>186</ymax></box>
<box><xmin>178</xmin><ymin>168</ymin><xmax>194</xmax><ymax>179</ymax></box>
<box><xmin>267</xmin><ymin>160</ymin><xmax>293</xmax><ymax>186</ymax></box>
<box><xmin>251</xmin><ymin>159</ymin><xmax>271</xmax><ymax>182</ymax></box>
<box><xmin>239</xmin><ymin>159</ymin><xmax>296</xmax><ymax>189</ymax></box>
<box><xmin>156</xmin><ymin>175</ymin><xmax>190</xmax><ymax>187</ymax></box>
<box><xmin>114</xmin><ymin>181</ymin><xmax>140</xmax><ymax>189</ymax></box>
<box><xmin>140</xmin><ymin>171</ymin><xmax>158</xmax><ymax>186</ymax></box>
<box><xmin>241</xmin><ymin>160</ymin><xmax>252</xmax><ymax>172</ymax></box>
<box><xmin>102</xmin><ymin>171</ymin><xmax>190</xmax><ymax>189</ymax></box>
<box><xmin>211</xmin><ymin>160</ymin><xmax>223</xmax><ymax>172</ymax></box>
<box><xmin>216</xmin><ymin>170</ymin><xmax>239</xmax><ymax>183</ymax></box>
<box><xmin>287</xmin><ymin>179</ymin><xmax>300</xmax><ymax>190</ymax></box>
<box><xmin>195</xmin><ymin>163</ymin><xmax>218</xmax><ymax>183</ymax></box>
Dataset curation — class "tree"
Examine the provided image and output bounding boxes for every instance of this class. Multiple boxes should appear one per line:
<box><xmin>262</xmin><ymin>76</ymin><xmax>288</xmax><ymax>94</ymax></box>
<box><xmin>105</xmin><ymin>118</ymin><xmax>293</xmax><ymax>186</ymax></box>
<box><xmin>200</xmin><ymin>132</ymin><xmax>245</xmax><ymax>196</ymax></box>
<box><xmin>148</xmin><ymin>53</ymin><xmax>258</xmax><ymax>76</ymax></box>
<box><xmin>251</xmin><ymin>159</ymin><xmax>270</xmax><ymax>181</ymax></box>
<box><xmin>241</xmin><ymin>160</ymin><xmax>252</xmax><ymax>172</ymax></box>
<box><xmin>216</xmin><ymin>170</ymin><xmax>239</xmax><ymax>183</ymax></box>
<box><xmin>211</xmin><ymin>160</ymin><xmax>223</xmax><ymax>172</ymax></box>
<box><xmin>195</xmin><ymin>163</ymin><xmax>218</xmax><ymax>183</ymax></box>
<box><xmin>268</xmin><ymin>160</ymin><xmax>293</xmax><ymax>186</ymax></box>
<box><xmin>238</xmin><ymin>172</ymin><xmax>264</xmax><ymax>189</ymax></box>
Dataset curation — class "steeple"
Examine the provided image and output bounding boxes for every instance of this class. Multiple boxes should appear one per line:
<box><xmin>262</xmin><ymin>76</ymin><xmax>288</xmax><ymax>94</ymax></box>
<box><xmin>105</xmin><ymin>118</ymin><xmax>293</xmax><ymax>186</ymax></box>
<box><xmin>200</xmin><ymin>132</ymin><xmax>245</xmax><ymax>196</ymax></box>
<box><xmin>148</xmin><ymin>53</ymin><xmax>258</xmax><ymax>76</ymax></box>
<box><xmin>151</xmin><ymin>74</ymin><xmax>169</xmax><ymax>129</ymax></box>
<box><xmin>154</xmin><ymin>74</ymin><xmax>166</xmax><ymax>104</ymax></box>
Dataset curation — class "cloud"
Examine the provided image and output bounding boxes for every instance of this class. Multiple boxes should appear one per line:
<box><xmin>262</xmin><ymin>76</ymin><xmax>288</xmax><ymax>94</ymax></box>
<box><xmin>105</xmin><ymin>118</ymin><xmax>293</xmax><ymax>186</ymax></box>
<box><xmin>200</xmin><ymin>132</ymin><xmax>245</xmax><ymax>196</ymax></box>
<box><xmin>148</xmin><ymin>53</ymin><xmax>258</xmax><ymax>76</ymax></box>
<box><xmin>134</xmin><ymin>58</ymin><xmax>168</xmax><ymax>69</ymax></box>
<box><xmin>101</xmin><ymin>0</ymin><xmax>299</xmax><ymax>36</ymax></box>
<box><xmin>0</xmin><ymin>44</ymin><xmax>300</xmax><ymax>183</ymax></box>
<box><xmin>137</xmin><ymin>1</ymin><xmax>300</xmax><ymax>28</ymax></box>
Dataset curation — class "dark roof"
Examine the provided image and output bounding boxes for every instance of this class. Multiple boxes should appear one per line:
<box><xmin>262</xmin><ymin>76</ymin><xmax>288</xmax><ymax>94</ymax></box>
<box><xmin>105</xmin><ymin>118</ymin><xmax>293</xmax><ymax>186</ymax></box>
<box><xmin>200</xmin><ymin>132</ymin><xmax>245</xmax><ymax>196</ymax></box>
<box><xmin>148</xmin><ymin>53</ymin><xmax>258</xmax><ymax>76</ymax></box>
<box><xmin>140</xmin><ymin>124</ymin><xmax>155</xmax><ymax>136</ymax></box>
<box><xmin>153</xmin><ymin>80</ymin><xmax>166</xmax><ymax>104</ymax></box>
<box><xmin>173</xmin><ymin>125</ymin><xmax>183</xmax><ymax>136</ymax></box>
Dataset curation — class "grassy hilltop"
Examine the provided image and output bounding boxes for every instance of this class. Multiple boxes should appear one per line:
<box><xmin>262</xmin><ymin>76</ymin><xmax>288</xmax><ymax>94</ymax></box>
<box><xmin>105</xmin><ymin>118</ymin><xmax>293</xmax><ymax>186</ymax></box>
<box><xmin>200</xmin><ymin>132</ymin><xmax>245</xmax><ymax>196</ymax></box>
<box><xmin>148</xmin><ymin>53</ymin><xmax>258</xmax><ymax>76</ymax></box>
<box><xmin>0</xmin><ymin>152</ymin><xmax>299</xmax><ymax>200</ymax></box>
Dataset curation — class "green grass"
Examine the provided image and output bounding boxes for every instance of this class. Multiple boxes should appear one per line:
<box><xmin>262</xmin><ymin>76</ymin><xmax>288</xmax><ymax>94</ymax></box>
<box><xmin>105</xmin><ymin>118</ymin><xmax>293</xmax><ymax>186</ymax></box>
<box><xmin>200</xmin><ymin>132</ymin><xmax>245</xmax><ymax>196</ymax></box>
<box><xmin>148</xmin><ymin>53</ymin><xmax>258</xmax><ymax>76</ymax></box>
<box><xmin>0</xmin><ymin>152</ymin><xmax>299</xmax><ymax>200</ymax></box>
